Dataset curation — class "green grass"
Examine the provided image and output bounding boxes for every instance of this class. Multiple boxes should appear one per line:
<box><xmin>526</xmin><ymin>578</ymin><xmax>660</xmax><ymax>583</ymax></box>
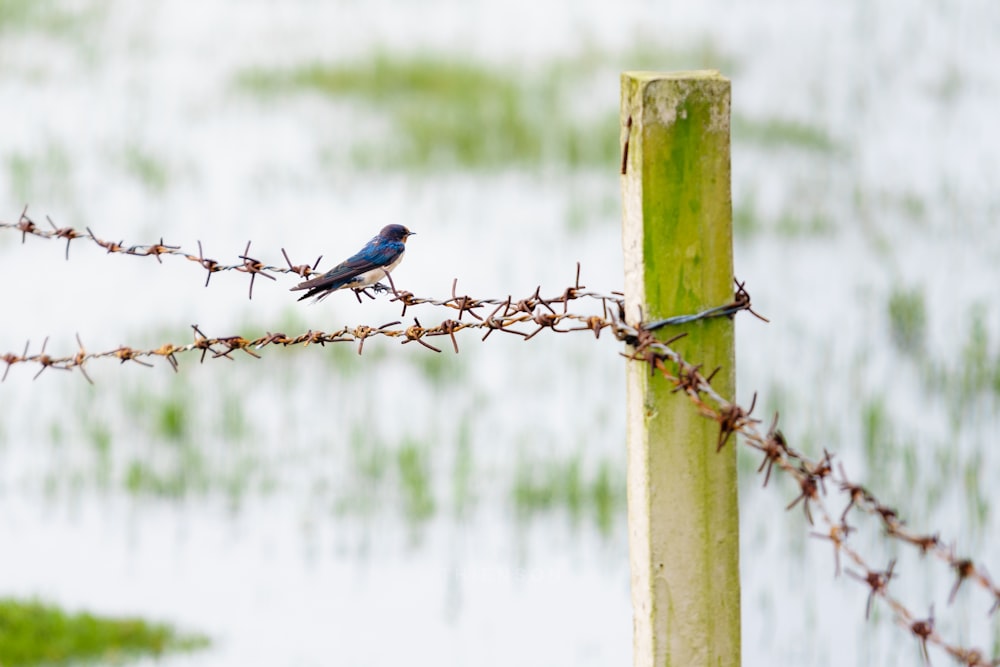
<box><xmin>239</xmin><ymin>53</ymin><xmax>615</xmax><ymax>169</ymax></box>
<box><xmin>120</xmin><ymin>144</ymin><xmax>169</xmax><ymax>193</ymax></box>
<box><xmin>86</xmin><ymin>420</ymin><xmax>113</xmax><ymax>490</ymax></box>
<box><xmin>733</xmin><ymin>199</ymin><xmax>762</xmax><ymax>237</ymax></box>
<box><xmin>409</xmin><ymin>347</ymin><xmax>463</xmax><ymax>387</ymax></box>
<box><xmin>887</xmin><ymin>286</ymin><xmax>926</xmax><ymax>355</ymax></box>
<box><xmin>219</xmin><ymin>393</ymin><xmax>248</xmax><ymax>441</ymax></box>
<box><xmin>124</xmin><ymin>448</ymin><xmax>209</xmax><ymax>498</ymax></box>
<box><xmin>736</xmin><ymin>208</ymin><xmax>832</xmax><ymax>238</ymax></box>
<box><xmin>899</xmin><ymin>192</ymin><xmax>926</xmax><ymax>221</ymax></box>
<box><xmin>774</xmin><ymin>211</ymin><xmax>834</xmax><ymax>237</ymax></box>
<box><xmin>122</xmin><ymin>383</ymin><xmax>192</xmax><ymax>444</ymax></box>
<box><xmin>451</xmin><ymin>414</ymin><xmax>475</xmax><ymax>516</ymax></box>
<box><xmin>397</xmin><ymin>438</ymin><xmax>435</xmax><ymax>522</ymax></box>
<box><xmin>957</xmin><ymin>305</ymin><xmax>998</xmax><ymax>398</ymax></box>
<box><xmin>6</xmin><ymin>143</ymin><xmax>73</xmax><ymax>205</ymax></box>
<box><xmin>732</xmin><ymin>115</ymin><xmax>838</xmax><ymax>153</ymax></box>
<box><xmin>334</xmin><ymin>430</ymin><xmax>438</xmax><ymax>523</ymax></box>
<box><xmin>236</xmin><ymin>43</ymin><xmax>732</xmax><ymax>171</ymax></box>
<box><xmin>0</xmin><ymin>0</ymin><xmax>42</xmax><ymax>28</ymax></box>
<box><xmin>0</xmin><ymin>598</ymin><xmax>208</xmax><ymax>667</ymax></box>
<box><xmin>512</xmin><ymin>454</ymin><xmax>624</xmax><ymax>535</ymax></box>
<box><xmin>0</xmin><ymin>0</ymin><xmax>105</xmax><ymax>37</ymax></box>
<box><xmin>563</xmin><ymin>179</ymin><xmax>621</xmax><ymax>233</ymax></box>
<box><xmin>993</xmin><ymin>612</ymin><xmax>1000</xmax><ymax>661</ymax></box>
<box><xmin>0</xmin><ymin>0</ymin><xmax>67</xmax><ymax>33</ymax></box>
<box><xmin>963</xmin><ymin>450</ymin><xmax>990</xmax><ymax>533</ymax></box>
<box><xmin>349</xmin><ymin>423</ymin><xmax>390</xmax><ymax>483</ymax></box>
<box><xmin>856</xmin><ymin>395</ymin><xmax>929</xmax><ymax>498</ymax></box>
<box><xmin>918</xmin><ymin>304</ymin><xmax>1000</xmax><ymax>421</ymax></box>
<box><xmin>589</xmin><ymin>459</ymin><xmax>618</xmax><ymax>535</ymax></box>
<box><xmin>733</xmin><ymin>197</ymin><xmax>835</xmax><ymax>239</ymax></box>
<box><xmin>61</xmin><ymin>376</ymin><xmax>266</xmax><ymax>499</ymax></box>
<box><xmin>861</xmin><ymin>397</ymin><xmax>890</xmax><ymax>476</ymax></box>
<box><xmin>157</xmin><ymin>395</ymin><xmax>188</xmax><ymax>443</ymax></box>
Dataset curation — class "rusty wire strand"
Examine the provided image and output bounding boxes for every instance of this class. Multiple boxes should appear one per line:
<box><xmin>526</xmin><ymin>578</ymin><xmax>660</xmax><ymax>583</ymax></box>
<box><xmin>0</xmin><ymin>210</ymin><xmax>771</xmax><ymax>329</ymax></box>
<box><xmin>621</xmin><ymin>332</ymin><xmax>1000</xmax><ymax>665</ymax></box>
<box><xmin>2</xmin><ymin>207</ymin><xmax>324</xmax><ymax>294</ymax></box>
<box><xmin>0</xmin><ymin>290</ymin><xmax>642</xmax><ymax>375</ymax></box>
<box><xmin>3</xmin><ymin>208</ymin><xmax>998</xmax><ymax>664</ymax></box>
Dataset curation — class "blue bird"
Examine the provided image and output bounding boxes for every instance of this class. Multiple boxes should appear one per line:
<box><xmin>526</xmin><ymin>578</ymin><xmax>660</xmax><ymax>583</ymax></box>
<box><xmin>291</xmin><ymin>224</ymin><xmax>415</xmax><ymax>302</ymax></box>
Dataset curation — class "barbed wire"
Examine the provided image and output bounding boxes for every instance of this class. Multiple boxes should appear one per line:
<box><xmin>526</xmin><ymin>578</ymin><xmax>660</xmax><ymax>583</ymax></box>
<box><xmin>0</xmin><ymin>256</ymin><xmax>759</xmax><ymax>381</ymax></box>
<box><xmin>2</xmin><ymin>207</ymin><xmax>997</xmax><ymax>664</ymax></box>
<box><xmin>621</xmin><ymin>327</ymin><xmax>1000</xmax><ymax>665</ymax></box>
<box><xmin>1</xmin><ymin>205</ymin><xmax>324</xmax><ymax>298</ymax></box>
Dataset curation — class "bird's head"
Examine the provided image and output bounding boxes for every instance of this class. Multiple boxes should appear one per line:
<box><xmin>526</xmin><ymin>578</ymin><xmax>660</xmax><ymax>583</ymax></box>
<box><xmin>380</xmin><ymin>224</ymin><xmax>416</xmax><ymax>243</ymax></box>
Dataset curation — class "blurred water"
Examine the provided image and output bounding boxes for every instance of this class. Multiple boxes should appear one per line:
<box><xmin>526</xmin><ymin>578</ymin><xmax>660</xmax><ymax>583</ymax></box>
<box><xmin>2</xmin><ymin>1</ymin><xmax>1000</xmax><ymax>665</ymax></box>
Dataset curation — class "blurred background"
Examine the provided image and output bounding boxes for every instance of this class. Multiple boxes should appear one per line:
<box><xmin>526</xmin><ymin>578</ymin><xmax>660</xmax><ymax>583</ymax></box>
<box><xmin>1</xmin><ymin>0</ymin><xmax>999</xmax><ymax>665</ymax></box>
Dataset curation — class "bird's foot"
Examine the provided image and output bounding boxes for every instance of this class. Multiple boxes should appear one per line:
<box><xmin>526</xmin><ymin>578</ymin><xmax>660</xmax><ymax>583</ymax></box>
<box><xmin>352</xmin><ymin>286</ymin><xmax>377</xmax><ymax>301</ymax></box>
<box><xmin>369</xmin><ymin>282</ymin><xmax>390</xmax><ymax>294</ymax></box>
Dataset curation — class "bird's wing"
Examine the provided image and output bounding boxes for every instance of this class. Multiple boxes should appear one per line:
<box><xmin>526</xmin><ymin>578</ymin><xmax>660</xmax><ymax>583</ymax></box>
<box><xmin>290</xmin><ymin>240</ymin><xmax>403</xmax><ymax>293</ymax></box>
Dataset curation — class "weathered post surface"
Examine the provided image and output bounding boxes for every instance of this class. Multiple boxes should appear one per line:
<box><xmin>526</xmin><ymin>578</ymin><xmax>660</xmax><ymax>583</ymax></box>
<box><xmin>620</xmin><ymin>71</ymin><xmax>740</xmax><ymax>667</ymax></box>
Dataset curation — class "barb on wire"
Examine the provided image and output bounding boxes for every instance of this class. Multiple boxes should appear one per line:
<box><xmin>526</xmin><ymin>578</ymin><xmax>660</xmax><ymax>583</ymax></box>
<box><xmin>907</xmin><ymin>606</ymin><xmax>937</xmax><ymax>665</ymax></box>
<box><xmin>811</xmin><ymin>522</ymin><xmax>855</xmax><ymax>577</ymax></box>
<box><xmin>847</xmin><ymin>559</ymin><xmax>897</xmax><ymax>620</ymax></box>
<box><xmin>236</xmin><ymin>240</ymin><xmax>277</xmax><ymax>299</ymax></box>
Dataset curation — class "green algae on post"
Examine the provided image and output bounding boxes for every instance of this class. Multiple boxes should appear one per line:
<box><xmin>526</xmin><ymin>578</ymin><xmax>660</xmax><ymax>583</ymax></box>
<box><xmin>621</xmin><ymin>71</ymin><xmax>739</xmax><ymax>667</ymax></box>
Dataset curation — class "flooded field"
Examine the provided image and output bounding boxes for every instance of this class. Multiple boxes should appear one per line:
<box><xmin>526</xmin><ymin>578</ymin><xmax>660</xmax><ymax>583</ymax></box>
<box><xmin>1</xmin><ymin>1</ymin><xmax>999</xmax><ymax>664</ymax></box>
